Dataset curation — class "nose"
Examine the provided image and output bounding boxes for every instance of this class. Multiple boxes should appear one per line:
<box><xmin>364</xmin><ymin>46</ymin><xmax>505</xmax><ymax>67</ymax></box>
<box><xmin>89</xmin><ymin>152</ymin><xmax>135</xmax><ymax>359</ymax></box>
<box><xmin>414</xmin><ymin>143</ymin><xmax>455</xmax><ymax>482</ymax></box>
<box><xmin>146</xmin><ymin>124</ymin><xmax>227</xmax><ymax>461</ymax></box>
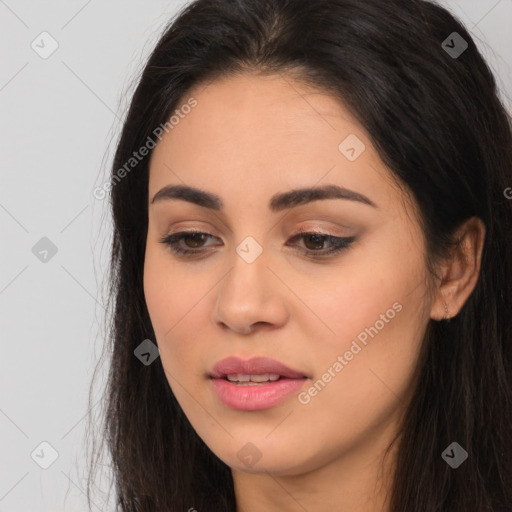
<box><xmin>212</xmin><ymin>249</ymin><xmax>289</xmax><ymax>335</ymax></box>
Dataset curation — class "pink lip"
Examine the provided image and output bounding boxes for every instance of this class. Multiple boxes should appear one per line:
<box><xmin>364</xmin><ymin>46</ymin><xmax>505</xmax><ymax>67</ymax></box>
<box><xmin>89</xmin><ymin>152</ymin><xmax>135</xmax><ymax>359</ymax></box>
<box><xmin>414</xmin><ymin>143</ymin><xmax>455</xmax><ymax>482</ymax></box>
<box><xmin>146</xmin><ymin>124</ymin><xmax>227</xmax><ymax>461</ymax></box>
<box><xmin>209</xmin><ymin>356</ymin><xmax>308</xmax><ymax>411</ymax></box>
<box><xmin>210</xmin><ymin>356</ymin><xmax>307</xmax><ymax>379</ymax></box>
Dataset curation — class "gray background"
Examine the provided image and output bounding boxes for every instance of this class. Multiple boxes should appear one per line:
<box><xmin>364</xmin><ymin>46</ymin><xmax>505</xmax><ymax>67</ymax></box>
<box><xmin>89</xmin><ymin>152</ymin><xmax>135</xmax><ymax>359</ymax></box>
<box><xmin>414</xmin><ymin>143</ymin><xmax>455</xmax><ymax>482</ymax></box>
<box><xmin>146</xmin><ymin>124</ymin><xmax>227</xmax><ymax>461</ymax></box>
<box><xmin>1</xmin><ymin>1</ymin><xmax>511</xmax><ymax>510</ymax></box>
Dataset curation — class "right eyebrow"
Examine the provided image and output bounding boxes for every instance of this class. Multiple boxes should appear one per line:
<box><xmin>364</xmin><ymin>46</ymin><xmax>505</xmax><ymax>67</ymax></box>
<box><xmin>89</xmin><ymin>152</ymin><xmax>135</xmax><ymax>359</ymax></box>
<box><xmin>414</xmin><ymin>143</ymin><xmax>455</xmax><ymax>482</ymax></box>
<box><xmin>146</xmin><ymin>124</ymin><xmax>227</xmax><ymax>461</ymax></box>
<box><xmin>150</xmin><ymin>183</ymin><xmax>378</xmax><ymax>212</ymax></box>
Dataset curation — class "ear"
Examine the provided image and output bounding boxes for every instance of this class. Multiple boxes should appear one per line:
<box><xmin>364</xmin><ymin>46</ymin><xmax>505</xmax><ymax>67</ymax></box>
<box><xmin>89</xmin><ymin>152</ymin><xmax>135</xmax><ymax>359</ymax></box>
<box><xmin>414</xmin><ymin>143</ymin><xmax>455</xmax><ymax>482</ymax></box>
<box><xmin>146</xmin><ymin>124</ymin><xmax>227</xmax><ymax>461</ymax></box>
<box><xmin>430</xmin><ymin>217</ymin><xmax>486</xmax><ymax>321</ymax></box>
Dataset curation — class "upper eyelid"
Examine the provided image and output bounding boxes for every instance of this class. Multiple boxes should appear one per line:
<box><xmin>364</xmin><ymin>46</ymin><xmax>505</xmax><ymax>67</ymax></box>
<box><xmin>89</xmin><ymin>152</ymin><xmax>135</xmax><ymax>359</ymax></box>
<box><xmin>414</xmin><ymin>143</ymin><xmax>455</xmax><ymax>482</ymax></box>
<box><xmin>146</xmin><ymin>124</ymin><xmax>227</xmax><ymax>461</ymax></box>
<box><xmin>165</xmin><ymin>220</ymin><xmax>353</xmax><ymax>235</ymax></box>
<box><xmin>166</xmin><ymin>228</ymin><xmax>343</xmax><ymax>239</ymax></box>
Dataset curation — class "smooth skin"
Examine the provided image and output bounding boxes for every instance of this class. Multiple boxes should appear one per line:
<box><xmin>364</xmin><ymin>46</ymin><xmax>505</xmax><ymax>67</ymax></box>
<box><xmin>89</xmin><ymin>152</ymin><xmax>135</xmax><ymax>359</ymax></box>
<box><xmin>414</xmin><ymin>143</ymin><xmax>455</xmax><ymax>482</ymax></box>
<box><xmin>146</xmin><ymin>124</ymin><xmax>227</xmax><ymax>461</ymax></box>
<box><xmin>143</xmin><ymin>72</ymin><xmax>485</xmax><ymax>512</ymax></box>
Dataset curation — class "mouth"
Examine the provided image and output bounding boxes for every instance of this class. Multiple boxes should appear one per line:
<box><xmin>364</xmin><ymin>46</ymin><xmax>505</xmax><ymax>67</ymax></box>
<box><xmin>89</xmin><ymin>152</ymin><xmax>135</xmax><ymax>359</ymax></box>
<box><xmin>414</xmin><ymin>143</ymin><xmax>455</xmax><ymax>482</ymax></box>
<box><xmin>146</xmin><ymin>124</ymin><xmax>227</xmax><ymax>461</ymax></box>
<box><xmin>221</xmin><ymin>373</ymin><xmax>292</xmax><ymax>385</ymax></box>
<box><xmin>209</xmin><ymin>356</ymin><xmax>309</xmax><ymax>410</ymax></box>
<box><xmin>209</xmin><ymin>355</ymin><xmax>308</xmax><ymax>380</ymax></box>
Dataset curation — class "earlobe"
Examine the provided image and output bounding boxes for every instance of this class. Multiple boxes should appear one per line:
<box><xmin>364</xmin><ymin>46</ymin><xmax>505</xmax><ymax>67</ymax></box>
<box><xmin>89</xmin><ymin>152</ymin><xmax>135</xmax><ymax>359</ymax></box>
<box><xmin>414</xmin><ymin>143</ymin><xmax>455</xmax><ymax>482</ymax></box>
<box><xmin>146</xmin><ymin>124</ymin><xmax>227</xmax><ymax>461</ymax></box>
<box><xmin>430</xmin><ymin>217</ymin><xmax>486</xmax><ymax>322</ymax></box>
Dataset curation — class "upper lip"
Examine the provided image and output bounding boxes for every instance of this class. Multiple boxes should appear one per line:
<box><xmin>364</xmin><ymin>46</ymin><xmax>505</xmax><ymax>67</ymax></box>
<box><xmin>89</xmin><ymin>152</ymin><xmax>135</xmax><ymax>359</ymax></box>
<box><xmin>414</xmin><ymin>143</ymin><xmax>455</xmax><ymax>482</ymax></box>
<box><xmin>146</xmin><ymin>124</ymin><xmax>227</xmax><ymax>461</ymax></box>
<box><xmin>210</xmin><ymin>356</ymin><xmax>307</xmax><ymax>379</ymax></box>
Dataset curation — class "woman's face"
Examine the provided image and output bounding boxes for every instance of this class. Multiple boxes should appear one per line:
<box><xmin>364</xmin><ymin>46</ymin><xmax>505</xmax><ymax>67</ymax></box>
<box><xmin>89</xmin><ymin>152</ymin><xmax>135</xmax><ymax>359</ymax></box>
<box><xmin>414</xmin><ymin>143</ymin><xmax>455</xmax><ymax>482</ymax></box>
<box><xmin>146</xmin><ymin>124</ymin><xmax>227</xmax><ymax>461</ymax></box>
<box><xmin>144</xmin><ymin>72</ymin><xmax>434</xmax><ymax>476</ymax></box>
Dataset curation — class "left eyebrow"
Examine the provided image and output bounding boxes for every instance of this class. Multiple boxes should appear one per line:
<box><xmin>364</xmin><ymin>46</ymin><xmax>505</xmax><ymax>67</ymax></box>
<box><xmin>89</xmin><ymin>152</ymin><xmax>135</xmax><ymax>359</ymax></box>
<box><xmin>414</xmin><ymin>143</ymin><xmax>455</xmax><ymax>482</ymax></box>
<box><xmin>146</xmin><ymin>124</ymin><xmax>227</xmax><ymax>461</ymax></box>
<box><xmin>150</xmin><ymin>183</ymin><xmax>378</xmax><ymax>211</ymax></box>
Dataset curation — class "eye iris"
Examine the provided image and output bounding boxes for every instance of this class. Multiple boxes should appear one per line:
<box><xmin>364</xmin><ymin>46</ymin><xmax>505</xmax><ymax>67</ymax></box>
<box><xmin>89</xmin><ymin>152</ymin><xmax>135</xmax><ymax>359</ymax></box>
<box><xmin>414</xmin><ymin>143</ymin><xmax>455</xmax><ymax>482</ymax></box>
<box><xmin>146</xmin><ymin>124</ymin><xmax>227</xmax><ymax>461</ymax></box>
<box><xmin>184</xmin><ymin>233</ymin><xmax>207</xmax><ymax>248</ymax></box>
<box><xmin>304</xmin><ymin>234</ymin><xmax>325</xmax><ymax>250</ymax></box>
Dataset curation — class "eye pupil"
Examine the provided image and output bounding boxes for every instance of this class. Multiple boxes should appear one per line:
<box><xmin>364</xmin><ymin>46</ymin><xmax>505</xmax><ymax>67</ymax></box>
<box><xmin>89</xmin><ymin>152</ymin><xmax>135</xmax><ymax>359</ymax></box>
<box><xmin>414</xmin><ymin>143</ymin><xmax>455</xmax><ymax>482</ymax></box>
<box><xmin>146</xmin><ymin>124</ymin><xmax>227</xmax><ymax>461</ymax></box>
<box><xmin>185</xmin><ymin>233</ymin><xmax>206</xmax><ymax>247</ymax></box>
<box><xmin>304</xmin><ymin>234</ymin><xmax>325</xmax><ymax>250</ymax></box>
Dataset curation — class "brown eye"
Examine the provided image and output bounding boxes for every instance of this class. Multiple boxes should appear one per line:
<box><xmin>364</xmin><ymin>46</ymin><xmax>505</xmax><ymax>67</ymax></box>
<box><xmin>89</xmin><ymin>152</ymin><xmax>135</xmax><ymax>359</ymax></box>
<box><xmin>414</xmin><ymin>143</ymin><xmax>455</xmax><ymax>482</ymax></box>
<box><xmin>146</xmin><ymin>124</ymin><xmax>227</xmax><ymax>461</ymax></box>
<box><xmin>160</xmin><ymin>231</ymin><xmax>218</xmax><ymax>256</ymax></box>
<box><xmin>289</xmin><ymin>231</ymin><xmax>356</xmax><ymax>258</ymax></box>
<box><xmin>302</xmin><ymin>233</ymin><xmax>327</xmax><ymax>250</ymax></box>
<box><xmin>182</xmin><ymin>232</ymin><xmax>209</xmax><ymax>248</ymax></box>
<box><xmin>160</xmin><ymin>230</ymin><xmax>356</xmax><ymax>259</ymax></box>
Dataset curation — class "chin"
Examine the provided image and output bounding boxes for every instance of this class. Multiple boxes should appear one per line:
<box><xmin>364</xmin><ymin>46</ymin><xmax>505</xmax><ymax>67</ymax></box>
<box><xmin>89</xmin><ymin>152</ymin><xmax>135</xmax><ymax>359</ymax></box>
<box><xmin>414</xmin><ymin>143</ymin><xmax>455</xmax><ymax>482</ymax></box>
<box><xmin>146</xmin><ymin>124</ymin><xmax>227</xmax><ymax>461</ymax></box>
<box><xmin>209</xmin><ymin>442</ymin><xmax>317</xmax><ymax>476</ymax></box>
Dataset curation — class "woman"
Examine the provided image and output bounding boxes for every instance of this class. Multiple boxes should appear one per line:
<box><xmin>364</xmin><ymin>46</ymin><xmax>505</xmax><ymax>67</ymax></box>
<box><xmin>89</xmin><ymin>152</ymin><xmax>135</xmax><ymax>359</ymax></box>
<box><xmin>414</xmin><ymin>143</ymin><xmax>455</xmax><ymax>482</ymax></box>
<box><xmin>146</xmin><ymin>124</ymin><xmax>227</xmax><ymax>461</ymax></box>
<box><xmin>87</xmin><ymin>0</ymin><xmax>512</xmax><ymax>510</ymax></box>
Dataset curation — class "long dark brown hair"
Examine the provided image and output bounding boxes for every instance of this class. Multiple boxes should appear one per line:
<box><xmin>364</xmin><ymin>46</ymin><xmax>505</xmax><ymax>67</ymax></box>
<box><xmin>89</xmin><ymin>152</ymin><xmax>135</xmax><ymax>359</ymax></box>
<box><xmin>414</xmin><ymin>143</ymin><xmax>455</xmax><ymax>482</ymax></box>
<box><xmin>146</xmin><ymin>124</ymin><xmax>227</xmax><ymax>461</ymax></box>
<box><xmin>86</xmin><ymin>0</ymin><xmax>512</xmax><ymax>510</ymax></box>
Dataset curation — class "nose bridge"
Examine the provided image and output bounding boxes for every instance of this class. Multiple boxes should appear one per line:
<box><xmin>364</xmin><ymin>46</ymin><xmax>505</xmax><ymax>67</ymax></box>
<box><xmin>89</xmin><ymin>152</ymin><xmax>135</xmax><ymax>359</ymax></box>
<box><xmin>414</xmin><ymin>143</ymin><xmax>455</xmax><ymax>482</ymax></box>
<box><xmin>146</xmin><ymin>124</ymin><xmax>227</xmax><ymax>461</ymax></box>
<box><xmin>212</xmin><ymin>234</ymin><xmax>288</xmax><ymax>332</ymax></box>
<box><xmin>220</xmin><ymin>237</ymin><xmax>269</xmax><ymax>308</ymax></box>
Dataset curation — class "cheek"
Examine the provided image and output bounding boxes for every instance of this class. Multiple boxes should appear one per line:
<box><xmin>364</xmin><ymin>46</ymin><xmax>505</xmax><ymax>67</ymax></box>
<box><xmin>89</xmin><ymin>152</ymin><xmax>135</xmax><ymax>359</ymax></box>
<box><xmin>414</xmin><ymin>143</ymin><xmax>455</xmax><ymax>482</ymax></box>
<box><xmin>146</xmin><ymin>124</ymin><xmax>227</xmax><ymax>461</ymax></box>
<box><xmin>144</xmin><ymin>242</ymin><xmax>193</xmax><ymax>331</ymax></box>
<box><xmin>143</xmin><ymin>249</ymin><xmax>171</xmax><ymax>335</ymax></box>
<box><xmin>297</xmin><ymin>257</ymin><xmax>428</xmax><ymax>438</ymax></box>
<box><xmin>143</xmin><ymin>247</ymin><xmax>212</xmax><ymax>378</ymax></box>
<box><xmin>143</xmin><ymin>252</ymin><xmax>210</xmax><ymax>417</ymax></box>
<box><xmin>299</xmin><ymin>252</ymin><xmax>409</xmax><ymax>357</ymax></box>
<box><xmin>293</xmin><ymin>306</ymin><xmax>424</xmax><ymax>466</ymax></box>
<box><xmin>144</xmin><ymin>249</ymin><xmax>185</xmax><ymax>353</ymax></box>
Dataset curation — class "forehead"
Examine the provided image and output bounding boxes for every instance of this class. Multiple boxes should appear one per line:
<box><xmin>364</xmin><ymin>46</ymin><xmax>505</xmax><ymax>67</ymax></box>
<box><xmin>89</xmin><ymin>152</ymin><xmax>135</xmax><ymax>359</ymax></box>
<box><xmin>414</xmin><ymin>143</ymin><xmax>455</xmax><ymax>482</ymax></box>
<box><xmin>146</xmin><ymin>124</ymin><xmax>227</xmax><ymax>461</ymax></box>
<box><xmin>147</xmin><ymin>72</ymin><xmax>409</xmax><ymax>217</ymax></box>
<box><xmin>158</xmin><ymin>72</ymin><xmax>364</xmax><ymax>153</ymax></box>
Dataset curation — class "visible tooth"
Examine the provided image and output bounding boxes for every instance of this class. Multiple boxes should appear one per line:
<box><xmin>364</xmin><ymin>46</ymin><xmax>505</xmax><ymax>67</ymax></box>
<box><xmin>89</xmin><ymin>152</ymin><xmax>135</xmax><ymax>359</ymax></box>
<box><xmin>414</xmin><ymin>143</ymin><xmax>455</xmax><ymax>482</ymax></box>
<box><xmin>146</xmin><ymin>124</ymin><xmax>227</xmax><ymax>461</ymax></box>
<box><xmin>249</xmin><ymin>373</ymin><xmax>269</xmax><ymax>383</ymax></box>
<box><xmin>250</xmin><ymin>373</ymin><xmax>279</xmax><ymax>382</ymax></box>
<box><xmin>227</xmin><ymin>373</ymin><xmax>251</xmax><ymax>382</ymax></box>
<box><xmin>226</xmin><ymin>373</ymin><xmax>281</xmax><ymax>383</ymax></box>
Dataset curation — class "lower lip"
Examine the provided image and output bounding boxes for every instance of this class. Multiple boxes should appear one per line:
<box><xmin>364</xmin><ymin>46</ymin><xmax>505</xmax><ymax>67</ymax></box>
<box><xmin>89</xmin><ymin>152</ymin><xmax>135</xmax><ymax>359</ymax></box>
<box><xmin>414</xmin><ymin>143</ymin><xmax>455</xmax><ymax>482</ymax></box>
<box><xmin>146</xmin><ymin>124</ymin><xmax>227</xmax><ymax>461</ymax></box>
<box><xmin>210</xmin><ymin>377</ymin><xmax>307</xmax><ymax>411</ymax></box>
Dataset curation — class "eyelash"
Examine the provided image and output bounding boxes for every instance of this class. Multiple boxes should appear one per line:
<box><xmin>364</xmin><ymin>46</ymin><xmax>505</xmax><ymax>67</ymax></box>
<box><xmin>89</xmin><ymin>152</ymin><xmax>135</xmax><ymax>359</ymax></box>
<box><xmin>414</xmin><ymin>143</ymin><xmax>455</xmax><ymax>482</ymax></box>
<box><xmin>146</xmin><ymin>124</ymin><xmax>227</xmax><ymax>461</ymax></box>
<box><xmin>159</xmin><ymin>229</ymin><xmax>355</xmax><ymax>259</ymax></box>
